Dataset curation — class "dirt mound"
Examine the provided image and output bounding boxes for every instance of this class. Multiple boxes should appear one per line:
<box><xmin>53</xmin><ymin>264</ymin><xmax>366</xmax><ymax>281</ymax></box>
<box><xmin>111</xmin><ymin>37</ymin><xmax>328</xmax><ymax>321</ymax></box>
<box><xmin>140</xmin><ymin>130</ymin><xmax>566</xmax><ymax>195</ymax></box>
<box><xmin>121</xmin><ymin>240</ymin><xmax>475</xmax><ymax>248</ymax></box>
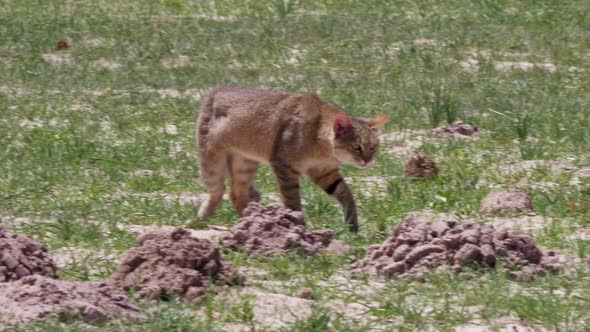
<box><xmin>223</xmin><ymin>203</ymin><xmax>332</xmax><ymax>255</ymax></box>
<box><xmin>352</xmin><ymin>211</ymin><xmax>560</xmax><ymax>280</ymax></box>
<box><xmin>480</xmin><ymin>189</ymin><xmax>533</xmax><ymax>214</ymax></box>
<box><xmin>403</xmin><ymin>153</ymin><xmax>439</xmax><ymax>178</ymax></box>
<box><xmin>433</xmin><ymin>121</ymin><xmax>479</xmax><ymax>137</ymax></box>
<box><xmin>107</xmin><ymin>228</ymin><xmax>237</xmax><ymax>300</ymax></box>
<box><xmin>1</xmin><ymin>228</ymin><xmax>57</xmax><ymax>282</ymax></box>
<box><xmin>0</xmin><ymin>275</ymin><xmax>139</xmax><ymax>325</ymax></box>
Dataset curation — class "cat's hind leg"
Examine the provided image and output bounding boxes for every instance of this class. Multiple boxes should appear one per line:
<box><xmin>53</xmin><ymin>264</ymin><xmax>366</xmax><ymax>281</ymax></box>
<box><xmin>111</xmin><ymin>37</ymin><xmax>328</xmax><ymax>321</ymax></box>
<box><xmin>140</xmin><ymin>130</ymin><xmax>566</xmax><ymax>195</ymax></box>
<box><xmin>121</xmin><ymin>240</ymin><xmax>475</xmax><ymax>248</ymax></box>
<box><xmin>229</xmin><ymin>154</ymin><xmax>260</xmax><ymax>216</ymax></box>
<box><xmin>198</xmin><ymin>148</ymin><xmax>228</xmax><ymax>220</ymax></box>
<box><xmin>271</xmin><ymin>161</ymin><xmax>302</xmax><ymax>211</ymax></box>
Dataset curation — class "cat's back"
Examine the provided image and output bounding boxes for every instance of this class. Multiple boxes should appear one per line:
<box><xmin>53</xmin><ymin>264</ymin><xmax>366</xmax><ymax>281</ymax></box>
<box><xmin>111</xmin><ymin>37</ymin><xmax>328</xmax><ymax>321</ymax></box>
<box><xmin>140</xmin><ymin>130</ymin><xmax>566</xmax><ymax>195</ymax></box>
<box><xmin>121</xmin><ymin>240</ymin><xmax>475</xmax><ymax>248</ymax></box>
<box><xmin>198</xmin><ymin>86</ymin><xmax>337</xmax><ymax>163</ymax></box>
<box><xmin>207</xmin><ymin>86</ymin><xmax>290</xmax><ymax>113</ymax></box>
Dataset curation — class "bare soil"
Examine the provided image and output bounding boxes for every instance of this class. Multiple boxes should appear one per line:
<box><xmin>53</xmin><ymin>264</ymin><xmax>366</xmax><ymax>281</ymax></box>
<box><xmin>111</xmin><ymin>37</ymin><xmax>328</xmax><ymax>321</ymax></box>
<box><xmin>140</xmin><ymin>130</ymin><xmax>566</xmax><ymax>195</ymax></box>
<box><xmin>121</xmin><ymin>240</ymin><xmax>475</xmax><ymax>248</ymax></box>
<box><xmin>0</xmin><ymin>275</ymin><xmax>139</xmax><ymax>325</ymax></box>
<box><xmin>480</xmin><ymin>189</ymin><xmax>533</xmax><ymax>214</ymax></box>
<box><xmin>223</xmin><ymin>203</ymin><xmax>332</xmax><ymax>255</ymax></box>
<box><xmin>352</xmin><ymin>211</ymin><xmax>561</xmax><ymax>280</ymax></box>
<box><xmin>108</xmin><ymin>228</ymin><xmax>238</xmax><ymax>300</ymax></box>
<box><xmin>0</xmin><ymin>228</ymin><xmax>56</xmax><ymax>282</ymax></box>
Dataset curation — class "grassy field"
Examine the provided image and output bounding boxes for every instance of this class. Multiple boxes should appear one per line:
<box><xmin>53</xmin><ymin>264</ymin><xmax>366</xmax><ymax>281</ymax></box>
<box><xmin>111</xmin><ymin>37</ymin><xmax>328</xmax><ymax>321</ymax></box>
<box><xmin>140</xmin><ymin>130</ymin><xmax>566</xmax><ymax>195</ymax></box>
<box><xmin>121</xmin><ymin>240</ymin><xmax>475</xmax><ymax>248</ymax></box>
<box><xmin>1</xmin><ymin>0</ymin><xmax>590</xmax><ymax>330</ymax></box>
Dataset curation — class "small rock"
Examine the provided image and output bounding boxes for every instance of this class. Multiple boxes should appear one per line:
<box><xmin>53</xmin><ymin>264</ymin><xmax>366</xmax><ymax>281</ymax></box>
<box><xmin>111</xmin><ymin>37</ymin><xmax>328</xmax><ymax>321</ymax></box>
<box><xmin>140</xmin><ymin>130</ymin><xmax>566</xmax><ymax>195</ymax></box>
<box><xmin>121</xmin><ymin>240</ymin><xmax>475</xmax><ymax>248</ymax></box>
<box><xmin>296</xmin><ymin>288</ymin><xmax>314</xmax><ymax>300</ymax></box>
<box><xmin>403</xmin><ymin>153</ymin><xmax>439</xmax><ymax>178</ymax></box>
<box><xmin>56</xmin><ymin>40</ymin><xmax>69</xmax><ymax>49</ymax></box>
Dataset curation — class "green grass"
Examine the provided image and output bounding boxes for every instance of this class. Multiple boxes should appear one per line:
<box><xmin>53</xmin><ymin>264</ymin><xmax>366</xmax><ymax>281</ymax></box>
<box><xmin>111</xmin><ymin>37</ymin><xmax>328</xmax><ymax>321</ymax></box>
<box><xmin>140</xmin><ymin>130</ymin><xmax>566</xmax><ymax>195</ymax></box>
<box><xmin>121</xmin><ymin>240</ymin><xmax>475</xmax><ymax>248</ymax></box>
<box><xmin>1</xmin><ymin>0</ymin><xmax>590</xmax><ymax>330</ymax></box>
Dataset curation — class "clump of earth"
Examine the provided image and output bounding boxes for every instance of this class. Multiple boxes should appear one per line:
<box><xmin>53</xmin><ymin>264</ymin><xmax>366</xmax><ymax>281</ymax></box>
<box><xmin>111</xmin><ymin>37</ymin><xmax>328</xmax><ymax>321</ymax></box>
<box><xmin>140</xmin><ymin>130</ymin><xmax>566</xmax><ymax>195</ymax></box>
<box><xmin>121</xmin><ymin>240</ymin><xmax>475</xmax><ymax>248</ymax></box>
<box><xmin>480</xmin><ymin>189</ymin><xmax>533</xmax><ymax>214</ymax></box>
<box><xmin>0</xmin><ymin>275</ymin><xmax>139</xmax><ymax>325</ymax></box>
<box><xmin>352</xmin><ymin>211</ymin><xmax>561</xmax><ymax>280</ymax></box>
<box><xmin>403</xmin><ymin>153</ymin><xmax>439</xmax><ymax>178</ymax></box>
<box><xmin>108</xmin><ymin>228</ymin><xmax>238</xmax><ymax>300</ymax></box>
<box><xmin>1</xmin><ymin>228</ymin><xmax>57</xmax><ymax>282</ymax></box>
<box><xmin>223</xmin><ymin>203</ymin><xmax>332</xmax><ymax>255</ymax></box>
<box><xmin>433</xmin><ymin>121</ymin><xmax>479</xmax><ymax>137</ymax></box>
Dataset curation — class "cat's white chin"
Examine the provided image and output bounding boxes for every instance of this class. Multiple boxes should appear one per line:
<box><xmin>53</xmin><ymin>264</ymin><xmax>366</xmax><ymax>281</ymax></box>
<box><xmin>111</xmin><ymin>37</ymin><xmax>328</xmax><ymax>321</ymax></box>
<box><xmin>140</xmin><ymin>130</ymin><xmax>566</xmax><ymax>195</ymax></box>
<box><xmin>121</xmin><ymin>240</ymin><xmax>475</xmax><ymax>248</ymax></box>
<box><xmin>352</xmin><ymin>161</ymin><xmax>372</xmax><ymax>168</ymax></box>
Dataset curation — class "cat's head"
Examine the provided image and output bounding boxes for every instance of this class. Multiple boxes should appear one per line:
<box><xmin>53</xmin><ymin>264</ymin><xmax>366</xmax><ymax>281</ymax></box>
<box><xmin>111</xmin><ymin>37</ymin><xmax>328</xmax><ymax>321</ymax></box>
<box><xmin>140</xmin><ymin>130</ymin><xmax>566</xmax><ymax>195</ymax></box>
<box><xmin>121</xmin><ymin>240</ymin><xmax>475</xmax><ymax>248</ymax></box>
<box><xmin>333</xmin><ymin>113</ymin><xmax>389</xmax><ymax>168</ymax></box>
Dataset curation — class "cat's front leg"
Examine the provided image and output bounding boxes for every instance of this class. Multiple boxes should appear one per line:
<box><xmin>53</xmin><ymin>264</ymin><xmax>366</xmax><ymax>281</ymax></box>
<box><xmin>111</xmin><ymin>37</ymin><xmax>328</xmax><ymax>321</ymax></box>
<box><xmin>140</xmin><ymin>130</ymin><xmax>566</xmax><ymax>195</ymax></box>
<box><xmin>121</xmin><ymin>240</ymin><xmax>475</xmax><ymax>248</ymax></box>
<box><xmin>307</xmin><ymin>167</ymin><xmax>359</xmax><ymax>233</ymax></box>
<box><xmin>271</xmin><ymin>161</ymin><xmax>302</xmax><ymax>211</ymax></box>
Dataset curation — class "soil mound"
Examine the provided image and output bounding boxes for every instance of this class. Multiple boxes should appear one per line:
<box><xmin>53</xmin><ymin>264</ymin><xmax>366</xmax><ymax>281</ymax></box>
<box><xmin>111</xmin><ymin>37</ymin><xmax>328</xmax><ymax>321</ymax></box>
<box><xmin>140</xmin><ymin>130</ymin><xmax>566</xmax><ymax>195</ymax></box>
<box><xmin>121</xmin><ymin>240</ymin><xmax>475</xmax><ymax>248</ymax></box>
<box><xmin>108</xmin><ymin>228</ymin><xmax>237</xmax><ymax>300</ymax></box>
<box><xmin>0</xmin><ymin>275</ymin><xmax>139</xmax><ymax>325</ymax></box>
<box><xmin>352</xmin><ymin>211</ymin><xmax>560</xmax><ymax>280</ymax></box>
<box><xmin>0</xmin><ymin>228</ymin><xmax>56</xmax><ymax>282</ymax></box>
<box><xmin>223</xmin><ymin>203</ymin><xmax>332</xmax><ymax>255</ymax></box>
<box><xmin>480</xmin><ymin>189</ymin><xmax>533</xmax><ymax>214</ymax></box>
<box><xmin>433</xmin><ymin>121</ymin><xmax>479</xmax><ymax>137</ymax></box>
<box><xmin>403</xmin><ymin>153</ymin><xmax>439</xmax><ymax>178</ymax></box>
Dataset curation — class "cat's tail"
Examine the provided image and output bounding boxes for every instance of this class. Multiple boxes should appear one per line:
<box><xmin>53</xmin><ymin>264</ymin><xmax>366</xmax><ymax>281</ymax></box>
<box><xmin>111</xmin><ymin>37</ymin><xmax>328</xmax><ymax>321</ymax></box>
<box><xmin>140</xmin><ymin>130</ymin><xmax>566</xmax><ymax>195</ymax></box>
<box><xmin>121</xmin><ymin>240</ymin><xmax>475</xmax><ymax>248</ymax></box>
<box><xmin>196</xmin><ymin>87</ymin><xmax>220</xmax><ymax>153</ymax></box>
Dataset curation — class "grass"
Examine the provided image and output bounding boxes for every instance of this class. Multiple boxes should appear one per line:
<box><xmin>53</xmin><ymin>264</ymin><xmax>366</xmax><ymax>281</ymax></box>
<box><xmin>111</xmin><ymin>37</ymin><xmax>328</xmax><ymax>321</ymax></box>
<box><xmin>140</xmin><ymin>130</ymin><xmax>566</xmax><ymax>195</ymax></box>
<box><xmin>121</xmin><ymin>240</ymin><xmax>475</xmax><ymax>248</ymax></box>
<box><xmin>1</xmin><ymin>0</ymin><xmax>590</xmax><ymax>330</ymax></box>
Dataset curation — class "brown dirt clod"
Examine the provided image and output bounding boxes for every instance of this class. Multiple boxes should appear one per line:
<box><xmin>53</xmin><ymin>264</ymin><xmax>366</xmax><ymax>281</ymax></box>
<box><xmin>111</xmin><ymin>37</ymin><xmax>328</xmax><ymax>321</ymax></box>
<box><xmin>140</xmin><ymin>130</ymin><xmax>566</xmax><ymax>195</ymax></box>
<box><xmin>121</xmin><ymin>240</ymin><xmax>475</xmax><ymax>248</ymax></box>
<box><xmin>0</xmin><ymin>275</ymin><xmax>139</xmax><ymax>325</ymax></box>
<box><xmin>296</xmin><ymin>287</ymin><xmax>314</xmax><ymax>300</ymax></box>
<box><xmin>107</xmin><ymin>228</ymin><xmax>238</xmax><ymax>300</ymax></box>
<box><xmin>433</xmin><ymin>121</ymin><xmax>479</xmax><ymax>137</ymax></box>
<box><xmin>56</xmin><ymin>40</ymin><xmax>69</xmax><ymax>49</ymax></box>
<box><xmin>480</xmin><ymin>189</ymin><xmax>533</xmax><ymax>214</ymax></box>
<box><xmin>0</xmin><ymin>228</ymin><xmax>57</xmax><ymax>282</ymax></box>
<box><xmin>352</xmin><ymin>211</ymin><xmax>560</xmax><ymax>280</ymax></box>
<box><xmin>403</xmin><ymin>153</ymin><xmax>439</xmax><ymax>178</ymax></box>
<box><xmin>223</xmin><ymin>203</ymin><xmax>332</xmax><ymax>255</ymax></box>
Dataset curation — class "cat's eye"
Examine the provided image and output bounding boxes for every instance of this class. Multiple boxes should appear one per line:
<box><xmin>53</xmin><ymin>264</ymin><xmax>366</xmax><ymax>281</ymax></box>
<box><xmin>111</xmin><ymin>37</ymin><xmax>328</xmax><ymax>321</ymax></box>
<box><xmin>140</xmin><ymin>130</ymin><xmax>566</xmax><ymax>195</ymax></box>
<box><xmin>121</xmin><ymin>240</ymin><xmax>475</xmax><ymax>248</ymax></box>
<box><xmin>352</xmin><ymin>145</ymin><xmax>362</xmax><ymax>152</ymax></box>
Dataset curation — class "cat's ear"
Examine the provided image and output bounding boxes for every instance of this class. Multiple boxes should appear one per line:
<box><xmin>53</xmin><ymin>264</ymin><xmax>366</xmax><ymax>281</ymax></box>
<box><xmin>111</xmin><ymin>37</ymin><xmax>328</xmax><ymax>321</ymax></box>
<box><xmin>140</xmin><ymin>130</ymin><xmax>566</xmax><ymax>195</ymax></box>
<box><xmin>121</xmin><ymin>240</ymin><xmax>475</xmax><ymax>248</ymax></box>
<box><xmin>334</xmin><ymin>113</ymin><xmax>352</xmax><ymax>138</ymax></box>
<box><xmin>367</xmin><ymin>114</ymin><xmax>389</xmax><ymax>129</ymax></box>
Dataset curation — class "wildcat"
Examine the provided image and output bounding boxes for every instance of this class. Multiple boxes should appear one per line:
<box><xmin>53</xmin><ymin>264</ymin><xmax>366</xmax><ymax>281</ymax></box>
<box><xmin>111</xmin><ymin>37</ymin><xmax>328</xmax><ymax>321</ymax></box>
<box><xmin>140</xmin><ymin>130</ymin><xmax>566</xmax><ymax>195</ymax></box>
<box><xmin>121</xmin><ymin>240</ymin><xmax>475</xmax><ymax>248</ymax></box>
<box><xmin>196</xmin><ymin>86</ymin><xmax>388</xmax><ymax>232</ymax></box>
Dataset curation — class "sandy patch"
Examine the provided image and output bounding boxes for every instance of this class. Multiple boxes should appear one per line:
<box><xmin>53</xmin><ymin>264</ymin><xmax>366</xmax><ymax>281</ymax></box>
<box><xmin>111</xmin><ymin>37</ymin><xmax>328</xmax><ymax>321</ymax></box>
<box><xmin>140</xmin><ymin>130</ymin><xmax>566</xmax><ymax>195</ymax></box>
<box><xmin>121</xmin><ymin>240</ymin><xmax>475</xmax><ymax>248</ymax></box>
<box><xmin>48</xmin><ymin>119</ymin><xmax>70</xmax><ymax>128</ymax></box>
<box><xmin>498</xmin><ymin>159</ymin><xmax>576</xmax><ymax>175</ymax></box>
<box><xmin>163</xmin><ymin>191</ymin><xmax>208</xmax><ymax>205</ymax></box>
<box><xmin>151</xmin><ymin>14</ymin><xmax>238</xmax><ymax>22</ymax></box>
<box><xmin>131</xmin><ymin>169</ymin><xmax>154</xmax><ymax>177</ymax></box>
<box><xmin>494</xmin><ymin>61</ymin><xmax>556</xmax><ymax>73</ymax></box>
<box><xmin>123</xmin><ymin>224</ymin><xmax>231</xmax><ymax>245</ymax></box>
<box><xmin>285</xmin><ymin>47</ymin><xmax>307</xmax><ymax>65</ymax></box>
<box><xmin>485</xmin><ymin>215</ymin><xmax>552</xmax><ymax>235</ymax></box>
<box><xmin>93</xmin><ymin>58</ymin><xmax>122</xmax><ymax>70</ymax></box>
<box><xmin>161</xmin><ymin>55</ymin><xmax>192</xmax><ymax>69</ymax></box>
<box><xmin>214</xmin><ymin>287</ymin><xmax>313</xmax><ymax>330</ymax></box>
<box><xmin>162</xmin><ymin>124</ymin><xmax>178</xmax><ymax>135</ymax></box>
<box><xmin>570</xmin><ymin>167</ymin><xmax>590</xmax><ymax>186</ymax></box>
<box><xmin>184</xmin><ymin>88</ymin><xmax>205</xmax><ymax>101</ymax></box>
<box><xmin>321</xmin><ymin>239</ymin><xmax>352</xmax><ymax>256</ymax></box>
<box><xmin>50</xmin><ymin>247</ymin><xmax>121</xmax><ymax>270</ymax></box>
<box><xmin>84</xmin><ymin>38</ymin><xmax>110</xmax><ymax>47</ymax></box>
<box><xmin>414</xmin><ymin>38</ymin><xmax>438</xmax><ymax>46</ymax></box>
<box><xmin>455</xmin><ymin>315</ymin><xmax>542</xmax><ymax>332</ymax></box>
<box><xmin>18</xmin><ymin>119</ymin><xmax>43</xmax><ymax>129</ymax></box>
<box><xmin>167</xmin><ymin>142</ymin><xmax>184</xmax><ymax>158</ymax></box>
<box><xmin>41</xmin><ymin>53</ymin><xmax>72</xmax><ymax>65</ymax></box>
<box><xmin>350</xmin><ymin>176</ymin><xmax>391</xmax><ymax>197</ymax></box>
<box><xmin>459</xmin><ymin>58</ymin><xmax>480</xmax><ymax>71</ymax></box>
<box><xmin>157</xmin><ymin>88</ymin><xmax>181</xmax><ymax>98</ymax></box>
<box><xmin>480</xmin><ymin>189</ymin><xmax>533</xmax><ymax>214</ymax></box>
